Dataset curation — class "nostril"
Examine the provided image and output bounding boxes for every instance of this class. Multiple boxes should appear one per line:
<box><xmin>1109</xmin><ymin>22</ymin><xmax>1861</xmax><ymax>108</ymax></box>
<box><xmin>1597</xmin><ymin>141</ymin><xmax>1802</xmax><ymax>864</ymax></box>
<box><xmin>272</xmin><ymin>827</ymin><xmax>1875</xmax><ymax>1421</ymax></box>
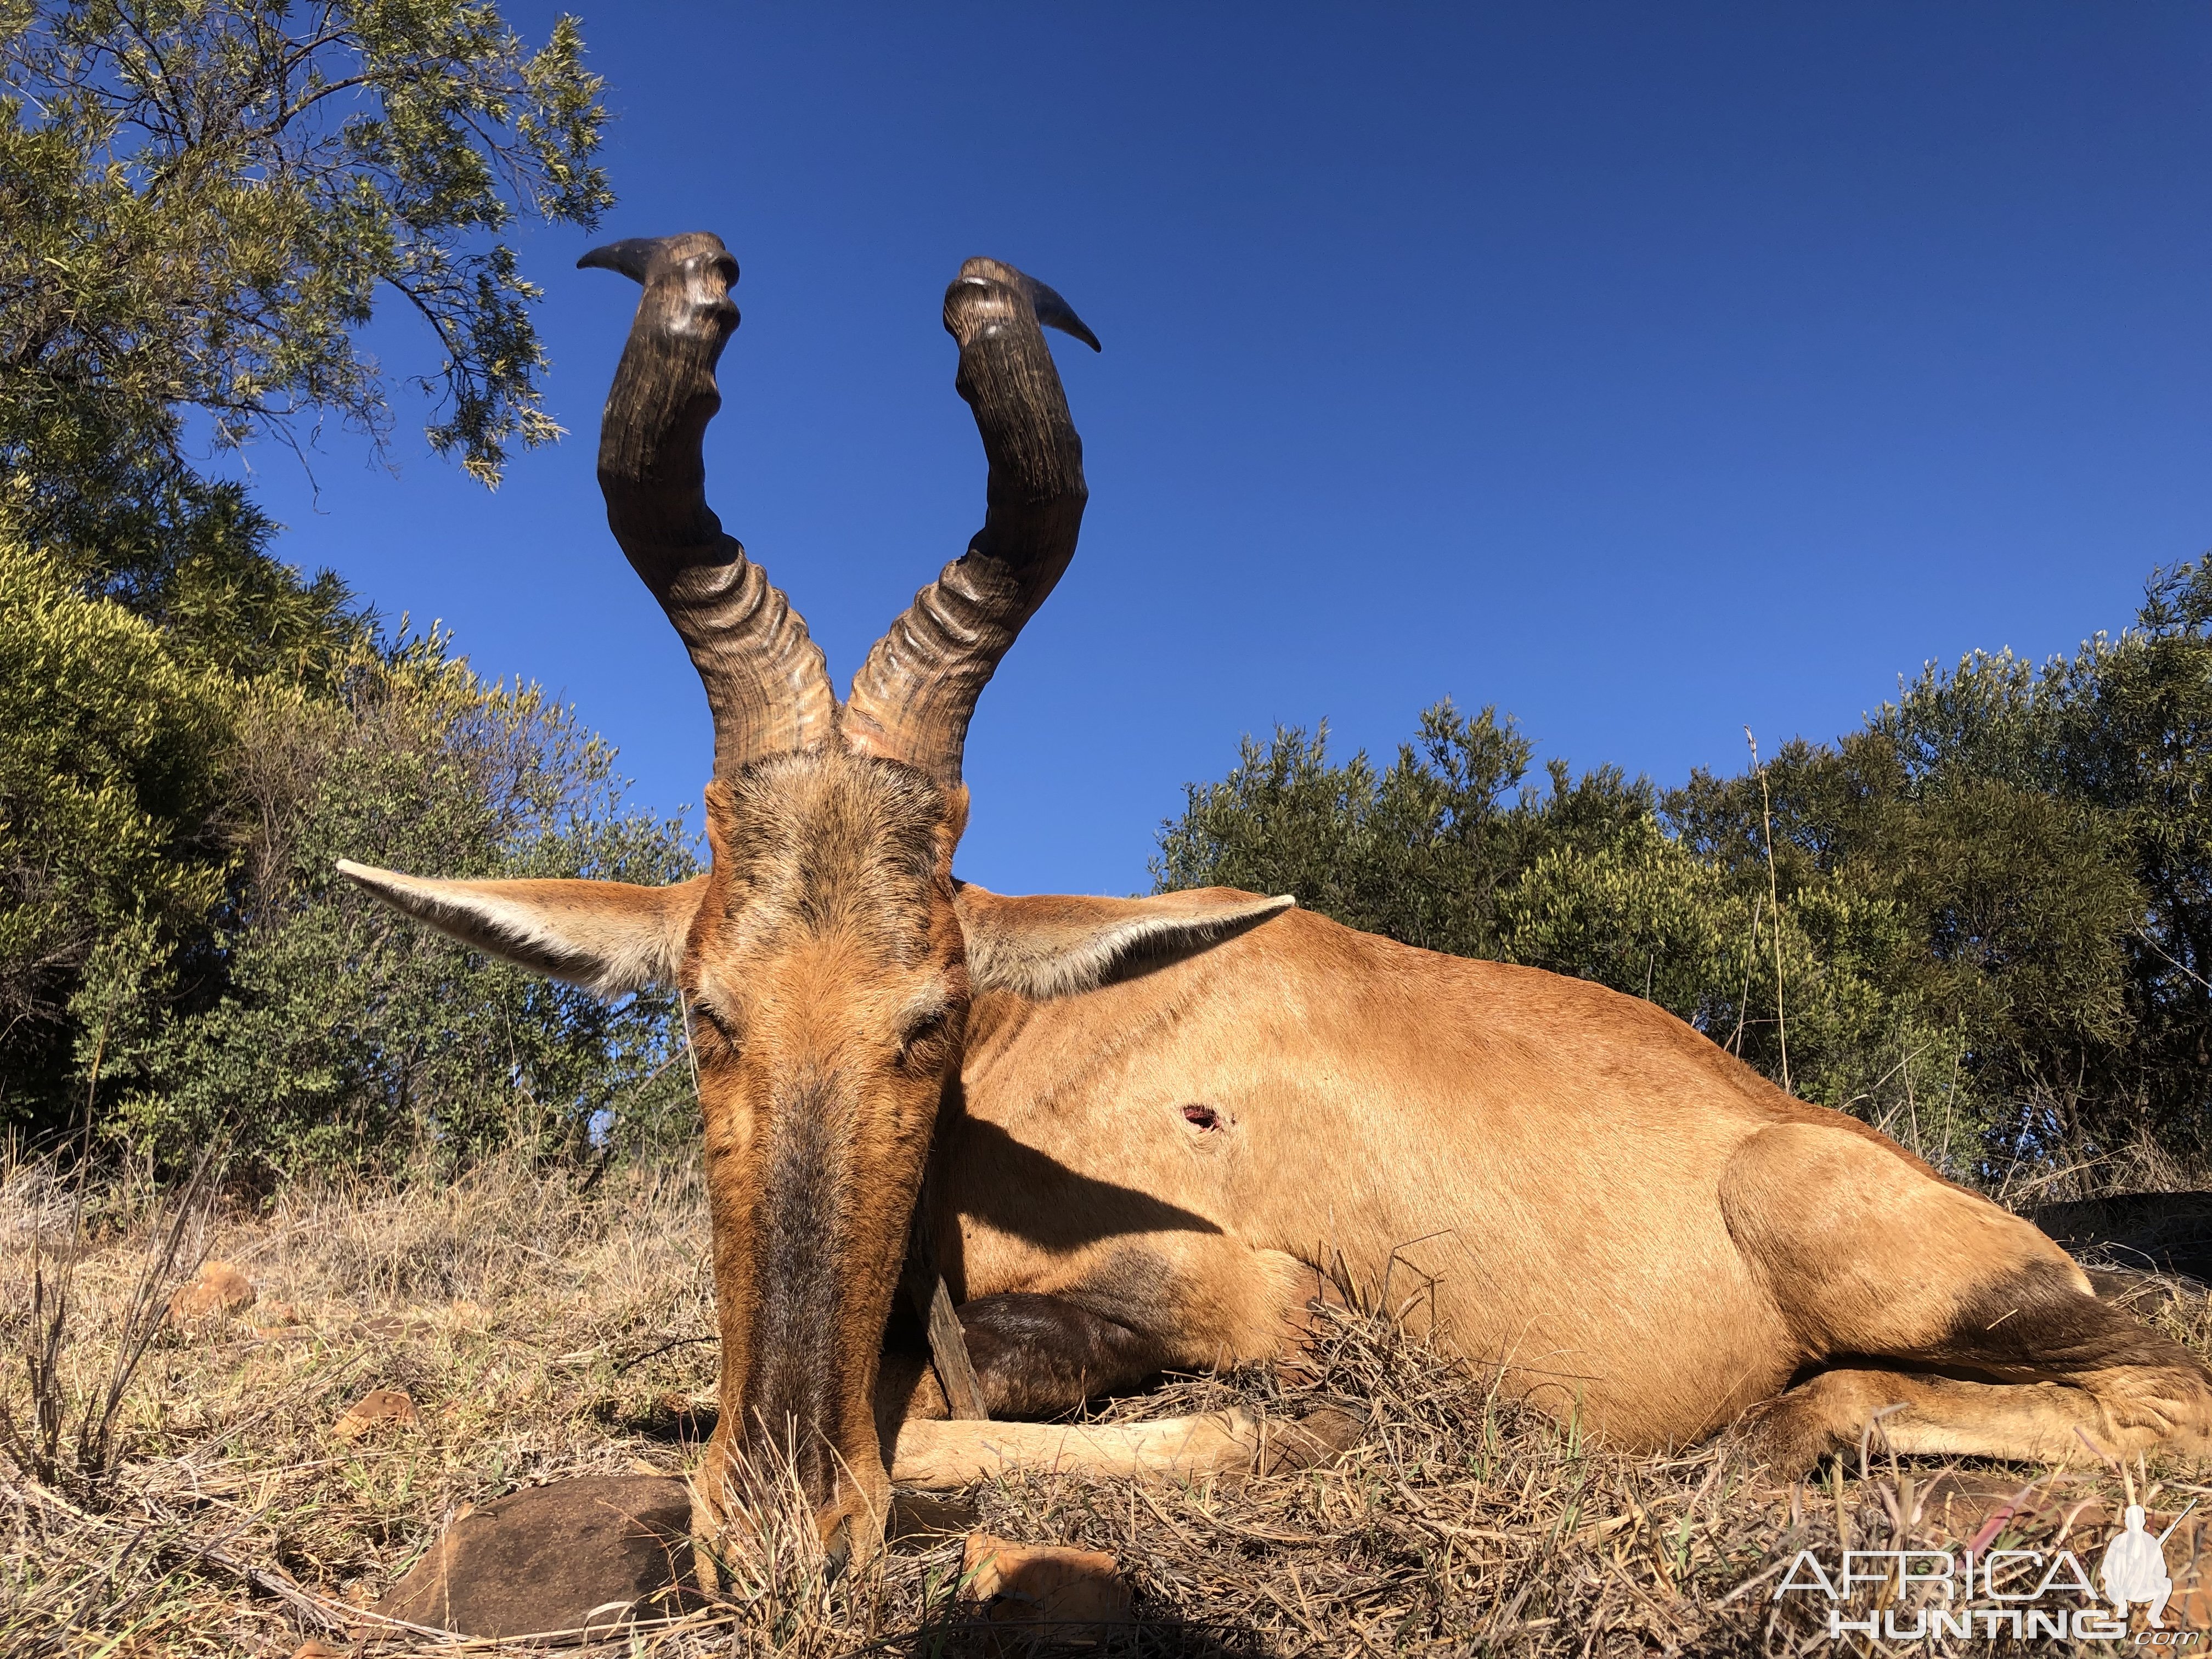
<box><xmin>1182</xmin><ymin>1104</ymin><xmax>1222</xmax><ymax>1132</ymax></box>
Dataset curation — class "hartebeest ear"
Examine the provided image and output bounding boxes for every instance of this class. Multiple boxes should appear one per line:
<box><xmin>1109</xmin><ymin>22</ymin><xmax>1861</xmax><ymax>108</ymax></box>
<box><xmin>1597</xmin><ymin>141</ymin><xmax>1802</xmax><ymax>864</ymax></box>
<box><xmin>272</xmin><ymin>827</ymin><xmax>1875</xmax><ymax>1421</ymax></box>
<box><xmin>335</xmin><ymin>861</ymin><xmax>707</xmax><ymax>997</ymax></box>
<box><xmin>954</xmin><ymin>884</ymin><xmax>1295</xmax><ymax>1000</ymax></box>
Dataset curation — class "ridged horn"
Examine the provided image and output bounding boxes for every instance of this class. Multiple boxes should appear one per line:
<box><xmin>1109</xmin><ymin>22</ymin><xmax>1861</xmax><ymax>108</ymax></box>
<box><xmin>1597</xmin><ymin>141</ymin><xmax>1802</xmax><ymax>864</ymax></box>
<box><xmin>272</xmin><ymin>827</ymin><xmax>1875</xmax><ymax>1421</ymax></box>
<box><xmin>581</xmin><ymin>232</ymin><xmax>836</xmax><ymax>776</ymax></box>
<box><xmin>839</xmin><ymin>257</ymin><xmax>1098</xmax><ymax>787</ymax></box>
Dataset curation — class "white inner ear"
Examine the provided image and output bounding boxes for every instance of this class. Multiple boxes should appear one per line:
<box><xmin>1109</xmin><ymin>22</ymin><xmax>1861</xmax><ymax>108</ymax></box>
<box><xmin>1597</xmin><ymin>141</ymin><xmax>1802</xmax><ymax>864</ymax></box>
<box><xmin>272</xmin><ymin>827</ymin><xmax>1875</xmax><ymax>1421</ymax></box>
<box><xmin>336</xmin><ymin>860</ymin><xmax>692</xmax><ymax>998</ymax></box>
<box><xmin>969</xmin><ymin>894</ymin><xmax>1294</xmax><ymax>1001</ymax></box>
<box><xmin>460</xmin><ymin>891</ymin><xmax>668</xmax><ymax>994</ymax></box>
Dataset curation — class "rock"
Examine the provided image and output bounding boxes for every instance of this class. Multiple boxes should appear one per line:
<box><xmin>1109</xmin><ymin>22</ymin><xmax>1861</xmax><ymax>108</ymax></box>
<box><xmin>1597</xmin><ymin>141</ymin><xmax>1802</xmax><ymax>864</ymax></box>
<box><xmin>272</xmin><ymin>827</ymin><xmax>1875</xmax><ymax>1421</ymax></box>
<box><xmin>959</xmin><ymin>1534</ymin><xmax>1132</xmax><ymax>1630</ymax></box>
<box><xmin>168</xmin><ymin>1261</ymin><xmax>255</xmax><ymax>1322</ymax></box>
<box><xmin>289</xmin><ymin>1643</ymin><xmax>350</xmax><ymax>1658</ymax></box>
<box><xmin>334</xmin><ymin>1389</ymin><xmax>420</xmax><ymax>1440</ymax></box>
<box><xmin>369</xmin><ymin>1475</ymin><xmax>698</xmax><ymax>1639</ymax></box>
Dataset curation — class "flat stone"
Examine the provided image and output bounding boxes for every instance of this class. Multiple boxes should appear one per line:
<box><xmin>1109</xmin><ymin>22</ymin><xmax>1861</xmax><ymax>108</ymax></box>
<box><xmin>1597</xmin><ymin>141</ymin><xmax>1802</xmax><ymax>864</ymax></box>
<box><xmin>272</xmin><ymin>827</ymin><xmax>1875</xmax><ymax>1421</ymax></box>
<box><xmin>168</xmin><ymin>1261</ymin><xmax>255</xmax><ymax>1322</ymax></box>
<box><xmin>334</xmin><ymin>1388</ymin><xmax>420</xmax><ymax>1440</ymax></box>
<box><xmin>370</xmin><ymin>1475</ymin><xmax>699</xmax><ymax>1639</ymax></box>
<box><xmin>960</xmin><ymin>1533</ymin><xmax>1132</xmax><ymax>1630</ymax></box>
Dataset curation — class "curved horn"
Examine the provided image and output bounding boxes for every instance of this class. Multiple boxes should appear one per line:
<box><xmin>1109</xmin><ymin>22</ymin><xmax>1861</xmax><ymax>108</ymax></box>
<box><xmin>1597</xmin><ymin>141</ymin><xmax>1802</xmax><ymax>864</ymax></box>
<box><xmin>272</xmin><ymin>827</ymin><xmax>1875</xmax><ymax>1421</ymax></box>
<box><xmin>840</xmin><ymin>257</ymin><xmax>1098</xmax><ymax>787</ymax></box>
<box><xmin>581</xmin><ymin>232</ymin><xmax>836</xmax><ymax>775</ymax></box>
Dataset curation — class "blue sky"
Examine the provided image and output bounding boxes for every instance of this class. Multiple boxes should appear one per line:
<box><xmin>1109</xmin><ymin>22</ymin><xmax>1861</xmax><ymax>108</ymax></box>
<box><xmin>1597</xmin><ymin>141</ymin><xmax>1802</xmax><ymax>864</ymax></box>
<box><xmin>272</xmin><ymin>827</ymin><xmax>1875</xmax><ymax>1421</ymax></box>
<box><xmin>232</xmin><ymin>3</ymin><xmax>2212</xmax><ymax>896</ymax></box>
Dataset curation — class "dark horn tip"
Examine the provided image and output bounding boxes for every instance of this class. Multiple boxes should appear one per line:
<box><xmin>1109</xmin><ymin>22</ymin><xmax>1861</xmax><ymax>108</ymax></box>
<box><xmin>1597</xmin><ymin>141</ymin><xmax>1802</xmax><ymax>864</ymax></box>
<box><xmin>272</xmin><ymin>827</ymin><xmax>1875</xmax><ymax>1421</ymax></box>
<box><xmin>956</xmin><ymin>260</ymin><xmax>1102</xmax><ymax>352</ymax></box>
<box><xmin>1025</xmin><ymin>276</ymin><xmax>1103</xmax><ymax>352</ymax></box>
<box><xmin>577</xmin><ymin>238</ymin><xmax>660</xmax><ymax>282</ymax></box>
<box><xmin>577</xmin><ymin>233</ymin><xmax>734</xmax><ymax>286</ymax></box>
<box><xmin>1054</xmin><ymin>311</ymin><xmax>1104</xmax><ymax>353</ymax></box>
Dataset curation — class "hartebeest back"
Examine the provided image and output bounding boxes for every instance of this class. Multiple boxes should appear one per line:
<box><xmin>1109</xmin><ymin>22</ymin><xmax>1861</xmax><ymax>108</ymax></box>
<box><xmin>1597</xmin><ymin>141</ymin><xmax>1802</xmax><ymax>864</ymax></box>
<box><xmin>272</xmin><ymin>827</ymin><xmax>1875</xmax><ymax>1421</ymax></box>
<box><xmin>345</xmin><ymin>234</ymin><xmax>2212</xmax><ymax>1564</ymax></box>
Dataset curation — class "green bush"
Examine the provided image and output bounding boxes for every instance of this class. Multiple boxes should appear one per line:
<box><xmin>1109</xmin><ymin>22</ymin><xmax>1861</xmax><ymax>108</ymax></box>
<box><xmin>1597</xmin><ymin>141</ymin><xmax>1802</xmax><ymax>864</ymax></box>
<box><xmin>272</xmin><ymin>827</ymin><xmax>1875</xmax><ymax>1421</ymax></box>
<box><xmin>1</xmin><ymin>549</ymin><xmax>697</xmax><ymax>1175</ymax></box>
<box><xmin>0</xmin><ymin>1</ymin><xmax>680</xmax><ymax>1177</ymax></box>
<box><xmin>0</xmin><ymin>546</ymin><xmax>234</xmax><ymax>1114</ymax></box>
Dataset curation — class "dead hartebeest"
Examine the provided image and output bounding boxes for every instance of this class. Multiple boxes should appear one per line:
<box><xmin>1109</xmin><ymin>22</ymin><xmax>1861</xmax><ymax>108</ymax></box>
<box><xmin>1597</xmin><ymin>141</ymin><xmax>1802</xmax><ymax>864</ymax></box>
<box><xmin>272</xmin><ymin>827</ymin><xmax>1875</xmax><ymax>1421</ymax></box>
<box><xmin>342</xmin><ymin>232</ymin><xmax>2212</xmax><ymax>1560</ymax></box>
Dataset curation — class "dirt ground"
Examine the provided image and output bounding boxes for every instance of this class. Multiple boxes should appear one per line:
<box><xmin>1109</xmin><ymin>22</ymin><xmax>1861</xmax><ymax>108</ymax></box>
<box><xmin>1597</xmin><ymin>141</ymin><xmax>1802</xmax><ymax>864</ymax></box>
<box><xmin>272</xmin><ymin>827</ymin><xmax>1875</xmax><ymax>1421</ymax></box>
<box><xmin>5</xmin><ymin>1148</ymin><xmax>2209</xmax><ymax>1656</ymax></box>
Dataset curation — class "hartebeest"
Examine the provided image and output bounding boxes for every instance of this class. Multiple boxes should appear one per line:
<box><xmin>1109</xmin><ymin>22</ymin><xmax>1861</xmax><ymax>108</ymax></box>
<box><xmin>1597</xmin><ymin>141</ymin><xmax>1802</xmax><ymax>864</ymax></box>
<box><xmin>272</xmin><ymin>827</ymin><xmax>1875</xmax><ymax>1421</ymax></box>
<box><xmin>341</xmin><ymin>233</ymin><xmax>2212</xmax><ymax>1559</ymax></box>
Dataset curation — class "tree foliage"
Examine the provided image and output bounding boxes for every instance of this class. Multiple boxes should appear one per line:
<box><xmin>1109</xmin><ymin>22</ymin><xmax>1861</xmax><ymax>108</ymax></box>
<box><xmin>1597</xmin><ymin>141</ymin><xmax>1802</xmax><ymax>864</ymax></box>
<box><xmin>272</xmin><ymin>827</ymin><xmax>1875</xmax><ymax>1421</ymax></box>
<box><xmin>0</xmin><ymin>0</ymin><xmax>611</xmax><ymax>603</ymax></box>
<box><xmin>0</xmin><ymin>2</ymin><xmax>688</xmax><ymax>1172</ymax></box>
<box><xmin>83</xmin><ymin>633</ymin><xmax>697</xmax><ymax>1173</ymax></box>
<box><xmin>2</xmin><ymin>544</ymin><xmax>697</xmax><ymax>1168</ymax></box>
<box><xmin>0</xmin><ymin>544</ymin><xmax>232</xmax><ymax>1104</ymax></box>
<box><xmin>1158</xmin><ymin>560</ymin><xmax>2212</xmax><ymax>1178</ymax></box>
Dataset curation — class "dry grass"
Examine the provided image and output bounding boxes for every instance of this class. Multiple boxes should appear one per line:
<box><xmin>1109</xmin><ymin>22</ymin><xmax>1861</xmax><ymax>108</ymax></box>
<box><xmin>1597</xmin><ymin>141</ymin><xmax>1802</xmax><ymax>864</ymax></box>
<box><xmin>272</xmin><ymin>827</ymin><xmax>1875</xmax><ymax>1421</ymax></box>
<box><xmin>5</xmin><ymin>1147</ymin><xmax>2209</xmax><ymax>1657</ymax></box>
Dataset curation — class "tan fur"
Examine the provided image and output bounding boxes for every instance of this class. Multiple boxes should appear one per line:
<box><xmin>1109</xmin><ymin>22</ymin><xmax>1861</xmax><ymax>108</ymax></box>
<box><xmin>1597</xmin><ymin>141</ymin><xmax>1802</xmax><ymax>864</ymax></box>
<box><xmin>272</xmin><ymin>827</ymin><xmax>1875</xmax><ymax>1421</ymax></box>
<box><xmin>340</xmin><ymin>833</ymin><xmax>1322</xmax><ymax>1548</ymax></box>
<box><xmin>347</xmin><ymin>837</ymin><xmax>2212</xmax><ymax>1554</ymax></box>
<box><xmin>350</xmin><ymin>850</ymin><xmax>2212</xmax><ymax>1510</ymax></box>
<box><xmin>956</xmin><ymin>887</ymin><xmax>1294</xmax><ymax>999</ymax></box>
<box><xmin>671</xmin><ymin>753</ymin><xmax>970</xmax><ymax>1548</ymax></box>
<box><xmin>930</xmin><ymin>902</ymin><xmax>2212</xmax><ymax>1468</ymax></box>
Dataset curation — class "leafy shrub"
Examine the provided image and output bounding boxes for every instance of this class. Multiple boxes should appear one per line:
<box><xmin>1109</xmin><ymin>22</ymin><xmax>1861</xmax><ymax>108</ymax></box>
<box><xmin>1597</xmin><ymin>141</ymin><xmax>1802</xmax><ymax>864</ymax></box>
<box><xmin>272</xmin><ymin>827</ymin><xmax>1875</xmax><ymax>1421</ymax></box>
<box><xmin>0</xmin><ymin>546</ymin><xmax>233</xmax><ymax>1114</ymax></box>
<box><xmin>0</xmin><ymin>1</ymin><xmax>690</xmax><ymax>1178</ymax></box>
<box><xmin>2</xmin><ymin>550</ymin><xmax>697</xmax><ymax>1175</ymax></box>
<box><xmin>98</xmin><ymin>635</ymin><xmax>697</xmax><ymax>1176</ymax></box>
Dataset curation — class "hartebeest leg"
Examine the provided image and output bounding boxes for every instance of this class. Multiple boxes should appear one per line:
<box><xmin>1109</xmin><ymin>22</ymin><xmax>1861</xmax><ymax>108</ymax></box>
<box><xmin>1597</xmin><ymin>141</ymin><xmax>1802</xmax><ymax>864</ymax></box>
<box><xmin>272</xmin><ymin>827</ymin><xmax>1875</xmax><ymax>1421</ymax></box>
<box><xmin>1739</xmin><ymin>1364</ymin><xmax>2212</xmax><ymax>1471</ymax></box>
<box><xmin>890</xmin><ymin>1406</ymin><xmax>1285</xmax><ymax>1487</ymax></box>
<box><xmin>872</xmin><ymin>1283</ymin><xmax>1353</xmax><ymax>1489</ymax></box>
<box><xmin>875</xmin><ymin>1311</ymin><xmax>1276</xmax><ymax>1491</ymax></box>
<box><xmin>1722</xmin><ymin>1121</ymin><xmax>2212</xmax><ymax>1472</ymax></box>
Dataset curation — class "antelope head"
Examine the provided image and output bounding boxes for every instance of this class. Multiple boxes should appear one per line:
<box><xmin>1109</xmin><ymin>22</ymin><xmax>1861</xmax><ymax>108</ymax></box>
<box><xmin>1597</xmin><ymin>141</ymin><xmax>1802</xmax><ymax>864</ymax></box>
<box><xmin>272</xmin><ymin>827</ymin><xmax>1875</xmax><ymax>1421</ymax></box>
<box><xmin>337</xmin><ymin>234</ymin><xmax>1289</xmax><ymax>1554</ymax></box>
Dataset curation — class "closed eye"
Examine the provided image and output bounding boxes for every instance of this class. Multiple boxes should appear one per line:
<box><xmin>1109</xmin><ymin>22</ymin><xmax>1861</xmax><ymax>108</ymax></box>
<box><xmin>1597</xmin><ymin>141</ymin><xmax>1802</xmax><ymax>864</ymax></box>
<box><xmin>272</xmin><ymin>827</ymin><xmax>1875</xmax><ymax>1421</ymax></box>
<box><xmin>687</xmin><ymin>995</ymin><xmax>740</xmax><ymax>1048</ymax></box>
<box><xmin>896</xmin><ymin>1008</ymin><xmax>951</xmax><ymax>1066</ymax></box>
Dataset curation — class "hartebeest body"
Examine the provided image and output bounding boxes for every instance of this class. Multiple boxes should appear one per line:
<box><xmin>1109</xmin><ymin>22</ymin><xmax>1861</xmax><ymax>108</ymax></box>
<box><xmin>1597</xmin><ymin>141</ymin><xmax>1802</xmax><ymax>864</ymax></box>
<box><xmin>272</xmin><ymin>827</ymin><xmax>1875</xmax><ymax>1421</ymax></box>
<box><xmin>342</xmin><ymin>234</ymin><xmax>2212</xmax><ymax>1559</ymax></box>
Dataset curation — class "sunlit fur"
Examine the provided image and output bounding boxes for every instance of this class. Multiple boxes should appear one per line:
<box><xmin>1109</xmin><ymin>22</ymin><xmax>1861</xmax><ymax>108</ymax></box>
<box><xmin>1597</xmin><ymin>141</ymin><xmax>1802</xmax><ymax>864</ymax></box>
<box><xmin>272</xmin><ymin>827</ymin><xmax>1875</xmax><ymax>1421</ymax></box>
<box><xmin>331</xmin><ymin>861</ymin><xmax>702</xmax><ymax>995</ymax></box>
<box><xmin>334</xmin><ymin>793</ymin><xmax>1291</xmax><ymax>1548</ymax></box>
<box><xmin>678</xmin><ymin>749</ymin><xmax>968</xmax><ymax>1549</ymax></box>
<box><xmin>923</xmin><ymin>904</ymin><xmax>2212</xmax><ymax>1477</ymax></box>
